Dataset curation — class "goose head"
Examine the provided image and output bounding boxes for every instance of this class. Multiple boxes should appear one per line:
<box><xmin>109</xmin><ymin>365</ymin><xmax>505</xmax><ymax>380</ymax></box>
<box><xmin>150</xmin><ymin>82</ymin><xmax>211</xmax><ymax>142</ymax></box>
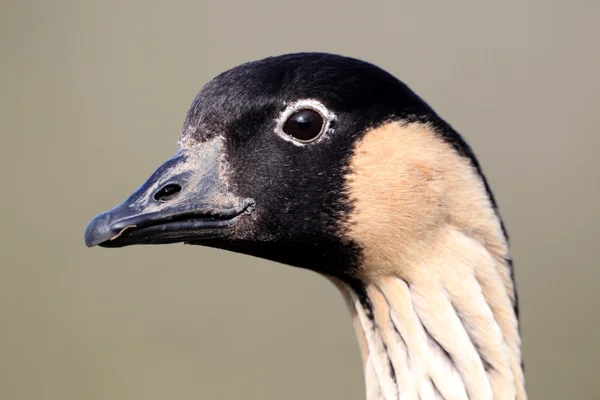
<box><xmin>85</xmin><ymin>53</ymin><xmax>525</xmax><ymax>399</ymax></box>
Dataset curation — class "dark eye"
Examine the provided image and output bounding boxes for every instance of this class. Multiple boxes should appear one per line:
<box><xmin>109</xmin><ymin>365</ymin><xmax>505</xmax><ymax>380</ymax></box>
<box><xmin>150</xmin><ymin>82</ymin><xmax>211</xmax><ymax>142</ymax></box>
<box><xmin>282</xmin><ymin>109</ymin><xmax>325</xmax><ymax>142</ymax></box>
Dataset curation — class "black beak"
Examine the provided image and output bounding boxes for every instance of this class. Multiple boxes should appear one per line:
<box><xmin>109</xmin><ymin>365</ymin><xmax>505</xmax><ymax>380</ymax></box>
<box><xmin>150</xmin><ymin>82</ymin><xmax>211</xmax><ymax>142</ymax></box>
<box><xmin>84</xmin><ymin>140</ymin><xmax>254</xmax><ymax>248</ymax></box>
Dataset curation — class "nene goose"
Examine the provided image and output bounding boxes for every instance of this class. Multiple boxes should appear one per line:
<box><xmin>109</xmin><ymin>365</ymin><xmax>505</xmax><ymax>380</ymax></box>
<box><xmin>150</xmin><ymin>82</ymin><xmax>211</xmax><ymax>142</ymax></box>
<box><xmin>85</xmin><ymin>53</ymin><xmax>525</xmax><ymax>400</ymax></box>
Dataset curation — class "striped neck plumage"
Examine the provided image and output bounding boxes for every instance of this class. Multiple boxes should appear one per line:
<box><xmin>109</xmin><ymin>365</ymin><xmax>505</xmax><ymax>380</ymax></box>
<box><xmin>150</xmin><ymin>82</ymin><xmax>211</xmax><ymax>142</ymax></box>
<box><xmin>333</xmin><ymin>225</ymin><xmax>525</xmax><ymax>400</ymax></box>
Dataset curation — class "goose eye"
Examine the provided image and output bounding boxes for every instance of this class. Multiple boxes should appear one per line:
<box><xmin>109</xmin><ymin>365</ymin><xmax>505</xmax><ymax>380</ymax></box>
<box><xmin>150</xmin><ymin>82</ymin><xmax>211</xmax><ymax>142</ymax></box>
<box><xmin>282</xmin><ymin>109</ymin><xmax>324</xmax><ymax>142</ymax></box>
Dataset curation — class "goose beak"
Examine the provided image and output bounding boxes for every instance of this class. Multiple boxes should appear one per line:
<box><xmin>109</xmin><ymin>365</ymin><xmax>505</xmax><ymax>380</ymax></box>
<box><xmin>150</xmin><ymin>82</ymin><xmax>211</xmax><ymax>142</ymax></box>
<box><xmin>84</xmin><ymin>140</ymin><xmax>254</xmax><ymax>248</ymax></box>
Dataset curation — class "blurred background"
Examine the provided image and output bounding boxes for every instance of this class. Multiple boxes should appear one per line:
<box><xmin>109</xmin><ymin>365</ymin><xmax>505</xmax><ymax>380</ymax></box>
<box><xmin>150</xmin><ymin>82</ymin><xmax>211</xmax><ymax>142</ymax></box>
<box><xmin>1</xmin><ymin>1</ymin><xmax>599</xmax><ymax>399</ymax></box>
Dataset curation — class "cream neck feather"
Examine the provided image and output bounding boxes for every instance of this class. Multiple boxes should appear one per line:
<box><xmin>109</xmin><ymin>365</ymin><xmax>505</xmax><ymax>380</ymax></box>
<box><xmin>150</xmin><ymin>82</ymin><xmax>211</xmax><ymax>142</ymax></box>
<box><xmin>333</xmin><ymin>121</ymin><xmax>525</xmax><ymax>399</ymax></box>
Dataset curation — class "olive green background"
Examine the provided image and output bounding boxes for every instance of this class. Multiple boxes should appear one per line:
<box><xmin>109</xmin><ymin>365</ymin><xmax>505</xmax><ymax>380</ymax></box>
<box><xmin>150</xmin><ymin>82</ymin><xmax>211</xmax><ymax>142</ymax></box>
<box><xmin>1</xmin><ymin>1</ymin><xmax>599</xmax><ymax>399</ymax></box>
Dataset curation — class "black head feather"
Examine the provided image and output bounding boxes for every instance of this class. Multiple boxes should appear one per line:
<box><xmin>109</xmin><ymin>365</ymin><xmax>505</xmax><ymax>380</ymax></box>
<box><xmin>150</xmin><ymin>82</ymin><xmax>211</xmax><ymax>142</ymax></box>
<box><xmin>176</xmin><ymin>53</ymin><xmax>501</xmax><ymax>278</ymax></box>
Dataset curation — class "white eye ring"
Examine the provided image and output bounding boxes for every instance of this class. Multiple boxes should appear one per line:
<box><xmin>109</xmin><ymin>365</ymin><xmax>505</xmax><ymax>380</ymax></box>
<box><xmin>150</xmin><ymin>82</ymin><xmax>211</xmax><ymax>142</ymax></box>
<box><xmin>274</xmin><ymin>99</ymin><xmax>336</xmax><ymax>146</ymax></box>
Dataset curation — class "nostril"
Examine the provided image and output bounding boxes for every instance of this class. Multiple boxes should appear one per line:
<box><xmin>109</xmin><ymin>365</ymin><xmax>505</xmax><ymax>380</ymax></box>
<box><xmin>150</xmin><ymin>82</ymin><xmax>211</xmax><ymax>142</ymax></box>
<box><xmin>154</xmin><ymin>184</ymin><xmax>182</xmax><ymax>202</ymax></box>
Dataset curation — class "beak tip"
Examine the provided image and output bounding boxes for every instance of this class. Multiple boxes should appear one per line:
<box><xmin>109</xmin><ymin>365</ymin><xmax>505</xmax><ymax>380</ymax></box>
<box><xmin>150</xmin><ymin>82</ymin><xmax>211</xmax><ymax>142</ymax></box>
<box><xmin>84</xmin><ymin>211</ymin><xmax>112</xmax><ymax>248</ymax></box>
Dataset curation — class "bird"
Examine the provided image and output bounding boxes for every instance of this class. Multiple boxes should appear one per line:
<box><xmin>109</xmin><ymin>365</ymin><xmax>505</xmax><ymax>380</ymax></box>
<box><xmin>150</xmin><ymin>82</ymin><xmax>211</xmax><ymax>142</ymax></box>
<box><xmin>85</xmin><ymin>52</ymin><xmax>525</xmax><ymax>400</ymax></box>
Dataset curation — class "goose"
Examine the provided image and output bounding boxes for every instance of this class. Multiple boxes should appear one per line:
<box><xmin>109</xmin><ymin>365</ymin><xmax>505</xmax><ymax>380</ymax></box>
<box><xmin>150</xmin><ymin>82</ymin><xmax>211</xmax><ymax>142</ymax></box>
<box><xmin>85</xmin><ymin>52</ymin><xmax>525</xmax><ymax>400</ymax></box>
